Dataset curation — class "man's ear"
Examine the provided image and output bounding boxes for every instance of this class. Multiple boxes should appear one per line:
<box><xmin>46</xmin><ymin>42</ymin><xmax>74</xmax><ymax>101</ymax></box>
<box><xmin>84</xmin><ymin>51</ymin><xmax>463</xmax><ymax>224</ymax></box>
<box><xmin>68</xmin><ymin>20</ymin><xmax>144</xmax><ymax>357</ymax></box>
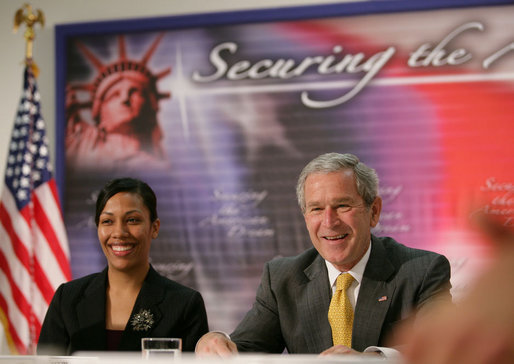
<box><xmin>370</xmin><ymin>196</ymin><xmax>382</xmax><ymax>228</ymax></box>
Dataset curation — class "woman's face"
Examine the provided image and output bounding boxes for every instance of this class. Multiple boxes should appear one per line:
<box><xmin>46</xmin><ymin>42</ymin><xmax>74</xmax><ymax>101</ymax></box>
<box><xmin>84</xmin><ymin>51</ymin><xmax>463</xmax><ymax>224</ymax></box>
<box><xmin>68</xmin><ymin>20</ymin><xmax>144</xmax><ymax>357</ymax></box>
<box><xmin>97</xmin><ymin>191</ymin><xmax>160</xmax><ymax>273</ymax></box>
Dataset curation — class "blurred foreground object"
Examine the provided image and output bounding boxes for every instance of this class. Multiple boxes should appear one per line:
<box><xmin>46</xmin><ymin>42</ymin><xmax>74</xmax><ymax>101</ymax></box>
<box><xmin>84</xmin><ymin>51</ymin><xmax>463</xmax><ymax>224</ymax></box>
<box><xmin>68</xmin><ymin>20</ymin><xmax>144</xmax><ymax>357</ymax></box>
<box><xmin>396</xmin><ymin>212</ymin><xmax>514</xmax><ymax>364</ymax></box>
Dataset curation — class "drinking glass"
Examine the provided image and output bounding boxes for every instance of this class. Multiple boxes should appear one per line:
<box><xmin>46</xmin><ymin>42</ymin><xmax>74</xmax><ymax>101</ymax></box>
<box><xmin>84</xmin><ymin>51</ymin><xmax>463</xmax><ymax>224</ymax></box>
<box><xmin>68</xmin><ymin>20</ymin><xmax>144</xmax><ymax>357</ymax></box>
<box><xmin>141</xmin><ymin>337</ymin><xmax>182</xmax><ymax>360</ymax></box>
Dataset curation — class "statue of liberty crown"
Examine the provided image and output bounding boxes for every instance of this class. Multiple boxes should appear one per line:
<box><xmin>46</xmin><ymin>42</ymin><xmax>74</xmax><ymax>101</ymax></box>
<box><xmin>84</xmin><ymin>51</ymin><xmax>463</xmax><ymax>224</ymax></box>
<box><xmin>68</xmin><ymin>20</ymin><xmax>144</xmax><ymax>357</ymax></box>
<box><xmin>71</xmin><ymin>33</ymin><xmax>171</xmax><ymax>121</ymax></box>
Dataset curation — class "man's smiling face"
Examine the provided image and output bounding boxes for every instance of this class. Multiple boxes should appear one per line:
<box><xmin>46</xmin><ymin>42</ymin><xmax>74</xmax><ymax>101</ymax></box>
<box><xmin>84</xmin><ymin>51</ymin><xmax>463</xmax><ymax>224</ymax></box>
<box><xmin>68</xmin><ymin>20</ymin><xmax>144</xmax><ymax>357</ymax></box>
<box><xmin>303</xmin><ymin>169</ymin><xmax>381</xmax><ymax>272</ymax></box>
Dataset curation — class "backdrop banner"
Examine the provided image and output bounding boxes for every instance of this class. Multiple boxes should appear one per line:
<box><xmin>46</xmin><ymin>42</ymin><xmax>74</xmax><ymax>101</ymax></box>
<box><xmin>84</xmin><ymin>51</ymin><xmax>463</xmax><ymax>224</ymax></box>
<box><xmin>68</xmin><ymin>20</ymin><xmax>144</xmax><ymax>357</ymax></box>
<box><xmin>56</xmin><ymin>1</ymin><xmax>514</xmax><ymax>331</ymax></box>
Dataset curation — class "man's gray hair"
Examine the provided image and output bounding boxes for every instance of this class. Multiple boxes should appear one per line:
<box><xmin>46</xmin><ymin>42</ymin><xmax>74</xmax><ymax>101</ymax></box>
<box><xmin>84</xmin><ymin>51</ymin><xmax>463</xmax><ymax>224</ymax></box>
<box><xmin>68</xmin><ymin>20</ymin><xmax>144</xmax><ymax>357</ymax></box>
<box><xmin>296</xmin><ymin>152</ymin><xmax>379</xmax><ymax>213</ymax></box>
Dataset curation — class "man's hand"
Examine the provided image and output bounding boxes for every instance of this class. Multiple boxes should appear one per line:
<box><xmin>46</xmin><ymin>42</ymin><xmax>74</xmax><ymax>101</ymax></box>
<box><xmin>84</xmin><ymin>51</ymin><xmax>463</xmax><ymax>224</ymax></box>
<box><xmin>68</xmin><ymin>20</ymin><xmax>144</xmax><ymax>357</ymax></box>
<box><xmin>195</xmin><ymin>332</ymin><xmax>238</xmax><ymax>357</ymax></box>
<box><xmin>320</xmin><ymin>345</ymin><xmax>378</xmax><ymax>356</ymax></box>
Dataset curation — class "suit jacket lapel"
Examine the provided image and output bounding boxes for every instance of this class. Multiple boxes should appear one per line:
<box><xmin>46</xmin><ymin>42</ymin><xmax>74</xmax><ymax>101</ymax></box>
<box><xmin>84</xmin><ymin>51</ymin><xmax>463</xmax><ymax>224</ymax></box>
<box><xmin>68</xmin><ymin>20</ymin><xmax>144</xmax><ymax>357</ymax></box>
<box><xmin>297</xmin><ymin>254</ymin><xmax>333</xmax><ymax>353</ymax></box>
<box><xmin>352</xmin><ymin>236</ymin><xmax>395</xmax><ymax>351</ymax></box>
<box><xmin>120</xmin><ymin>266</ymin><xmax>165</xmax><ymax>350</ymax></box>
<box><xmin>75</xmin><ymin>268</ymin><xmax>109</xmax><ymax>351</ymax></box>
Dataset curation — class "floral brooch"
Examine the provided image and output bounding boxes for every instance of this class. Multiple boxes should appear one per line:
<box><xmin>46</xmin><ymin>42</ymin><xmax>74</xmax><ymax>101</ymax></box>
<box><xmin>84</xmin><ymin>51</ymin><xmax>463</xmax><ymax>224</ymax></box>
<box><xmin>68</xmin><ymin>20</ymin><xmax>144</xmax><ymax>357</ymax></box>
<box><xmin>130</xmin><ymin>309</ymin><xmax>154</xmax><ymax>331</ymax></box>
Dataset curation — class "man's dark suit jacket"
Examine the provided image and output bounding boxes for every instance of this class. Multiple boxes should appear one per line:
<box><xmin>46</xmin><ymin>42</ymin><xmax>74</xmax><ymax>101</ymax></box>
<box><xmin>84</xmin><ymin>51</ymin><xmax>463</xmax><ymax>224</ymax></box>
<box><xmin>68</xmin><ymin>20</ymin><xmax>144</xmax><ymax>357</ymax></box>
<box><xmin>37</xmin><ymin>265</ymin><xmax>208</xmax><ymax>355</ymax></box>
<box><xmin>231</xmin><ymin>235</ymin><xmax>451</xmax><ymax>353</ymax></box>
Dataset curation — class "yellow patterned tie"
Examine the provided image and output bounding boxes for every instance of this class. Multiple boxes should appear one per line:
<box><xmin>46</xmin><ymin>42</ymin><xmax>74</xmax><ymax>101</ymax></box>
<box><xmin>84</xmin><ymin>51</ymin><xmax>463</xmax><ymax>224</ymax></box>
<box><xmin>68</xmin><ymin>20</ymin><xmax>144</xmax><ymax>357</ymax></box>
<box><xmin>328</xmin><ymin>273</ymin><xmax>355</xmax><ymax>347</ymax></box>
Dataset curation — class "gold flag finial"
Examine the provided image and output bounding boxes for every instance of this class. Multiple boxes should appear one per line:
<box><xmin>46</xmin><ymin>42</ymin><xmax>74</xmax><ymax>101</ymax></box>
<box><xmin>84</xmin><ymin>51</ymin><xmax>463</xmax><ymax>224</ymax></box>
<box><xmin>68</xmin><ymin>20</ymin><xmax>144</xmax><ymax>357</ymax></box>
<box><xmin>13</xmin><ymin>3</ymin><xmax>45</xmax><ymax>76</ymax></box>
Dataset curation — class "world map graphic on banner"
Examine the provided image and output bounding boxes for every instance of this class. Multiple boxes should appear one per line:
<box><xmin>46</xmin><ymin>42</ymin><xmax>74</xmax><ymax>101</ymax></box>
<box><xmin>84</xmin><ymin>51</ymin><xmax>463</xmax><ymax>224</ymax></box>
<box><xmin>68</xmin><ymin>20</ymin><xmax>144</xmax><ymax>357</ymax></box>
<box><xmin>58</xmin><ymin>3</ymin><xmax>514</xmax><ymax>332</ymax></box>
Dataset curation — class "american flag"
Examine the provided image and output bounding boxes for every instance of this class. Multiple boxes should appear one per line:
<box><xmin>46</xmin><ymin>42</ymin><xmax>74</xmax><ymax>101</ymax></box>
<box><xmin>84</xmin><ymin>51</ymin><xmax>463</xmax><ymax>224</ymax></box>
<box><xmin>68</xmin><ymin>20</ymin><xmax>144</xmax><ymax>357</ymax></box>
<box><xmin>0</xmin><ymin>65</ymin><xmax>71</xmax><ymax>354</ymax></box>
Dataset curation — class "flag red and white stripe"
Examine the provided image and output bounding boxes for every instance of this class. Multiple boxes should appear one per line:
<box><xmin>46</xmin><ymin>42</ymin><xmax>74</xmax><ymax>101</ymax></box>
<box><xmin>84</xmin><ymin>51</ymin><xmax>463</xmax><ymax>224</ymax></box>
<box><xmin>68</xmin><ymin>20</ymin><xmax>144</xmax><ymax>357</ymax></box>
<box><xmin>0</xmin><ymin>65</ymin><xmax>71</xmax><ymax>354</ymax></box>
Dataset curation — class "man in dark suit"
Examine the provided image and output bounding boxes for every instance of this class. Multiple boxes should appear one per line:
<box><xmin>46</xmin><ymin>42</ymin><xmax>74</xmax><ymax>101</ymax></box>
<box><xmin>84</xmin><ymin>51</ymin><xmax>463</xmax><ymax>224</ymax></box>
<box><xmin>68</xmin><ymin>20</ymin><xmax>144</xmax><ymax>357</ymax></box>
<box><xmin>196</xmin><ymin>152</ymin><xmax>451</xmax><ymax>356</ymax></box>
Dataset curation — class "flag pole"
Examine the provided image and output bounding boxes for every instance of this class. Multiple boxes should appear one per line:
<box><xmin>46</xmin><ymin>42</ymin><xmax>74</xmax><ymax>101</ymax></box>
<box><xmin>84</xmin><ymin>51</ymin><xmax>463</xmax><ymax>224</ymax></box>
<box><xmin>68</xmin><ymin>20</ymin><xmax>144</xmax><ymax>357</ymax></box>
<box><xmin>13</xmin><ymin>3</ymin><xmax>45</xmax><ymax>77</ymax></box>
<box><xmin>7</xmin><ymin>4</ymin><xmax>48</xmax><ymax>354</ymax></box>
<box><xmin>13</xmin><ymin>4</ymin><xmax>45</xmax><ymax>354</ymax></box>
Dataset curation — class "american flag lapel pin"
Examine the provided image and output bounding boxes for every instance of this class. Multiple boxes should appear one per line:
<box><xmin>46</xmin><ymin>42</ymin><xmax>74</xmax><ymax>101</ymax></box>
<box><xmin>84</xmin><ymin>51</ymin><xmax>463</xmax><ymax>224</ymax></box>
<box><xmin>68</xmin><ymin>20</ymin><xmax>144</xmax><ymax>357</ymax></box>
<box><xmin>378</xmin><ymin>296</ymin><xmax>388</xmax><ymax>302</ymax></box>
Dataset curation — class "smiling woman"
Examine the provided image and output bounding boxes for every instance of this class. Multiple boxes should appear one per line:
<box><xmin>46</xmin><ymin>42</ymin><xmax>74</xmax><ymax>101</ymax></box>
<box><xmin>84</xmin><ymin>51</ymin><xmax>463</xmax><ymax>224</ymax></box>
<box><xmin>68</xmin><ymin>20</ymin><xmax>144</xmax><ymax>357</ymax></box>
<box><xmin>37</xmin><ymin>178</ymin><xmax>209</xmax><ymax>355</ymax></box>
<box><xmin>95</xmin><ymin>179</ymin><xmax>159</xmax><ymax>276</ymax></box>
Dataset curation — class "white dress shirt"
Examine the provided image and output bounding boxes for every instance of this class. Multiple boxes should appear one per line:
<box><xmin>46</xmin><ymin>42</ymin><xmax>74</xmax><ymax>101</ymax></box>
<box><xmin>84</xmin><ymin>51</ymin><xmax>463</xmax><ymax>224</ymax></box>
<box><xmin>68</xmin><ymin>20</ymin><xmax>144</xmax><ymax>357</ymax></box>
<box><xmin>325</xmin><ymin>241</ymin><xmax>400</xmax><ymax>358</ymax></box>
<box><xmin>326</xmin><ymin>241</ymin><xmax>371</xmax><ymax>309</ymax></box>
